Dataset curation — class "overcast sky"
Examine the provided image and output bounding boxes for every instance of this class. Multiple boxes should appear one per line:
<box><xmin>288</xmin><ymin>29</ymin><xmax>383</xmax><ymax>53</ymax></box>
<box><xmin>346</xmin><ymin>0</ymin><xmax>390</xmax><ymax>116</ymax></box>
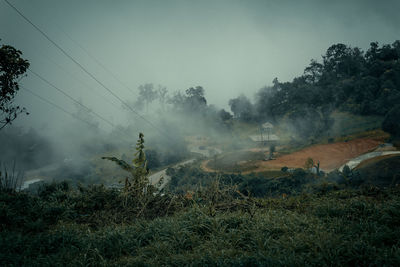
<box><xmin>1</xmin><ymin>0</ymin><xmax>399</xmax><ymax>130</ymax></box>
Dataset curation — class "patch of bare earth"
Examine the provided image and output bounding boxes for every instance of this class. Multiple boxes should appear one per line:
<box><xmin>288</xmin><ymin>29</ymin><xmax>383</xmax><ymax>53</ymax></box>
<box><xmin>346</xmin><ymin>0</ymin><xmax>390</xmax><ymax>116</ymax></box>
<box><xmin>255</xmin><ymin>138</ymin><xmax>382</xmax><ymax>172</ymax></box>
<box><xmin>201</xmin><ymin>138</ymin><xmax>383</xmax><ymax>173</ymax></box>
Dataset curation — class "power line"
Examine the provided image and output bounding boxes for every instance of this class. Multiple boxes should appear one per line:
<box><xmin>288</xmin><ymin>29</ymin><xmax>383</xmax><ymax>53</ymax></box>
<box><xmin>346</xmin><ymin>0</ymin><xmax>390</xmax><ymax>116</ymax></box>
<box><xmin>4</xmin><ymin>0</ymin><xmax>174</xmax><ymax>141</ymax></box>
<box><xmin>36</xmin><ymin>48</ymin><xmax>122</xmax><ymax>110</ymax></box>
<box><xmin>28</xmin><ymin>68</ymin><xmax>115</xmax><ymax>128</ymax></box>
<box><xmin>61</xmin><ymin>29</ymin><xmax>137</xmax><ymax>98</ymax></box>
<box><xmin>1</xmin><ymin>30</ymin><xmax>122</xmax><ymax>111</ymax></box>
<box><xmin>21</xmin><ymin>85</ymin><xmax>98</xmax><ymax>128</ymax></box>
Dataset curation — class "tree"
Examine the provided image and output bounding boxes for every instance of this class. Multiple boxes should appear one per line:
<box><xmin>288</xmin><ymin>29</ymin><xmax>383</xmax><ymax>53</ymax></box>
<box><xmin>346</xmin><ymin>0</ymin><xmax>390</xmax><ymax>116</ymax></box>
<box><xmin>382</xmin><ymin>104</ymin><xmax>400</xmax><ymax>138</ymax></box>
<box><xmin>218</xmin><ymin>109</ymin><xmax>232</xmax><ymax>122</ymax></box>
<box><xmin>322</xmin><ymin>43</ymin><xmax>364</xmax><ymax>78</ymax></box>
<box><xmin>0</xmin><ymin>43</ymin><xmax>30</xmax><ymax>130</ymax></box>
<box><xmin>228</xmin><ymin>94</ymin><xmax>254</xmax><ymax>121</ymax></box>
<box><xmin>168</xmin><ymin>91</ymin><xmax>186</xmax><ymax>110</ymax></box>
<box><xmin>303</xmin><ymin>59</ymin><xmax>323</xmax><ymax>84</ymax></box>
<box><xmin>185</xmin><ymin>86</ymin><xmax>207</xmax><ymax>110</ymax></box>
<box><xmin>168</xmin><ymin>86</ymin><xmax>208</xmax><ymax>114</ymax></box>
<box><xmin>157</xmin><ymin>85</ymin><xmax>168</xmax><ymax>111</ymax></box>
<box><xmin>136</xmin><ymin>83</ymin><xmax>157</xmax><ymax>113</ymax></box>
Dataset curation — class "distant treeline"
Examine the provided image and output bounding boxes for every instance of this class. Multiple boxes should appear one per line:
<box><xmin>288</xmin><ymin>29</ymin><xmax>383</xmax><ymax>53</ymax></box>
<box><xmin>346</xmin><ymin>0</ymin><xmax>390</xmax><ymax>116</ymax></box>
<box><xmin>231</xmin><ymin>41</ymin><xmax>400</xmax><ymax>119</ymax></box>
<box><xmin>128</xmin><ymin>41</ymin><xmax>400</xmax><ymax>140</ymax></box>
<box><xmin>156</xmin><ymin>41</ymin><xmax>400</xmax><ymax>140</ymax></box>
<box><xmin>226</xmin><ymin>41</ymin><xmax>400</xmax><ymax>139</ymax></box>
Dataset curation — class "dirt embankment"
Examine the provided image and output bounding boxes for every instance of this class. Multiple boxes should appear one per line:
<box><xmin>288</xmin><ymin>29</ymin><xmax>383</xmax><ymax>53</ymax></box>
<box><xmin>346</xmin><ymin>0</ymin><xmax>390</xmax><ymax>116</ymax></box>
<box><xmin>202</xmin><ymin>138</ymin><xmax>383</xmax><ymax>173</ymax></box>
<box><xmin>258</xmin><ymin>138</ymin><xmax>382</xmax><ymax>172</ymax></box>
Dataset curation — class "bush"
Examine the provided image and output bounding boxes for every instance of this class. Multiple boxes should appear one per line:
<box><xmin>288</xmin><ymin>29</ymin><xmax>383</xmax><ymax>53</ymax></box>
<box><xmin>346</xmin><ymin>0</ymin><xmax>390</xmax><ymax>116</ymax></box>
<box><xmin>2</xmin><ymin>186</ymin><xmax>400</xmax><ymax>266</ymax></box>
<box><xmin>0</xmin><ymin>162</ymin><xmax>23</xmax><ymax>192</ymax></box>
<box><xmin>382</xmin><ymin>104</ymin><xmax>400</xmax><ymax>137</ymax></box>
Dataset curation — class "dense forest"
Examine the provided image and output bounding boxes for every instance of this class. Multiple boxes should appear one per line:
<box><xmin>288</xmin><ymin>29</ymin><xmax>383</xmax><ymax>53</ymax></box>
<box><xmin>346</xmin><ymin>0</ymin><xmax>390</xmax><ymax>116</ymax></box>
<box><xmin>227</xmin><ymin>41</ymin><xmax>400</xmax><ymax>140</ymax></box>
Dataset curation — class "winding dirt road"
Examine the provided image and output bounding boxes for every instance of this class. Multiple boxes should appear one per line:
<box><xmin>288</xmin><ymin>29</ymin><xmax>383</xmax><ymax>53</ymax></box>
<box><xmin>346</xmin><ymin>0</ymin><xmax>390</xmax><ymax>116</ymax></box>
<box><xmin>149</xmin><ymin>159</ymin><xmax>195</xmax><ymax>189</ymax></box>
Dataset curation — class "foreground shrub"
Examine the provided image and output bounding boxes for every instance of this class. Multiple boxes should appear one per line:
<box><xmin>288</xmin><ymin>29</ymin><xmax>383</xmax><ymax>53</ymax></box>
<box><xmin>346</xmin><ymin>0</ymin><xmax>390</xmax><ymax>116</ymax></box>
<box><xmin>2</xmin><ymin>186</ymin><xmax>400</xmax><ymax>266</ymax></box>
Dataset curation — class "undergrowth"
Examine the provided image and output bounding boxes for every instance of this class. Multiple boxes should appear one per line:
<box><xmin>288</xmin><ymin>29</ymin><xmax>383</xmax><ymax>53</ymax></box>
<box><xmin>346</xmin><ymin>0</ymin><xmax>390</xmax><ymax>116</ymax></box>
<box><xmin>2</xmin><ymin>134</ymin><xmax>399</xmax><ymax>266</ymax></box>
<box><xmin>1</xmin><ymin>182</ymin><xmax>400</xmax><ymax>266</ymax></box>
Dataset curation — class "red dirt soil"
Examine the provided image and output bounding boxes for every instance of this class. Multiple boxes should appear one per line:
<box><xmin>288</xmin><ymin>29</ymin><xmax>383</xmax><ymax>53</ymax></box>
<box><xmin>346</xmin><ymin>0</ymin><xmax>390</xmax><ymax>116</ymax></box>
<box><xmin>257</xmin><ymin>138</ymin><xmax>382</xmax><ymax>172</ymax></box>
<box><xmin>203</xmin><ymin>138</ymin><xmax>383</xmax><ymax>173</ymax></box>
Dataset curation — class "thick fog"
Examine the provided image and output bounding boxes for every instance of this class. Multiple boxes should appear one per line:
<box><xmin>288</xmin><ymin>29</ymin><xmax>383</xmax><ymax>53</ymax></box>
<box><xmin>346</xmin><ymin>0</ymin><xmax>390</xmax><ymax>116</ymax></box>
<box><xmin>1</xmin><ymin>0</ymin><xmax>399</xmax><ymax>176</ymax></box>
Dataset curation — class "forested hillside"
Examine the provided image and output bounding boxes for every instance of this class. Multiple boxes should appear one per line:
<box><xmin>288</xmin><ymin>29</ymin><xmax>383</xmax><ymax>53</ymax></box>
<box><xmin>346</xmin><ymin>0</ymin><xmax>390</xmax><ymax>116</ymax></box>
<box><xmin>228</xmin><ymin>41</ymin><xmax>400</xmax><ymax>140</ymax></box>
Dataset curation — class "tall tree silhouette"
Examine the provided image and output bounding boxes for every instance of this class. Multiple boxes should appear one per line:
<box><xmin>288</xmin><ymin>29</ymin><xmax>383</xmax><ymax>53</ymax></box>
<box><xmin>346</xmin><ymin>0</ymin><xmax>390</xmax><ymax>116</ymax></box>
<box><xmin>0</xmin><ymin>42</ymin><xmax>29</xmax><ymax>130</ymax></box>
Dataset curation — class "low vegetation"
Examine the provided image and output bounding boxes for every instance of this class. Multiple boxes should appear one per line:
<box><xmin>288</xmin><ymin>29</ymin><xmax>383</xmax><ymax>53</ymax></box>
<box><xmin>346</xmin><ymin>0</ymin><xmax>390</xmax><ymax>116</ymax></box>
<box><xmin>2</xmin><ymin>179</ymin><xmax>400</xmax><ymax>266</ymax></box>
<box><xmin>2</xmin><ymin>132</ymin><xmax>399</xmax><ymax>265</ymax></box>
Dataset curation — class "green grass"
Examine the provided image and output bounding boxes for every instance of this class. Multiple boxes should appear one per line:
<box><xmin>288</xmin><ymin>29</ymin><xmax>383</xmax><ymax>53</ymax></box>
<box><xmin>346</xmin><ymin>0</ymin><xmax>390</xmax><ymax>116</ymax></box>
<box><xmin>1</xmin><ymin>182</ymin><xmax>400</xmax><ymax>266</ymax></box>
<box><xmin>355</xmin><ymin>155</ymin><xmax>400</xmax><ymax>187</ymax></box>
<box><xmin>331</xmin><ymin>112</ymin><xmax>385</xmax><ymax>138</ymax></box>
<box><xmin>207</xmin><ymin>151</ymin><xmax>265</xmax><ymax>173</ymax></box>
<box><xmin>257</xmin><ymin>170</ymin><xmax>289</xmax><ymax>178</ymax></box>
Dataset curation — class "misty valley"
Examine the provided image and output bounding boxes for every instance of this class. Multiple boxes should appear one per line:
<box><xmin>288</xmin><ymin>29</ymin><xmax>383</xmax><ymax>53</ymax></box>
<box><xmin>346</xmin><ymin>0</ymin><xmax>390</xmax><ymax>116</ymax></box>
<box><xmin>1</xmin><ymin>1</ymin><xmax>400</xmax><ymax>266</ymax></box>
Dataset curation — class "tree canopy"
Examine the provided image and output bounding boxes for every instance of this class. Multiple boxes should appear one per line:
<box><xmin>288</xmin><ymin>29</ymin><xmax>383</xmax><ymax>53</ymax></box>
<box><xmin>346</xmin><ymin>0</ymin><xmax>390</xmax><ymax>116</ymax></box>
<box><xmin>382</xmin><ymin>104</ymin><xmax>400</xmax><ymax>138</ymax></box>
<box><xmin>227</xmin><ymin>40</ymin><xmax>400</xmax><ymax>139</ymax></box>
<box><xmin>0</xmin><ymin>42</ymin><xmax>30</xmax><ymax>130</ymax></box>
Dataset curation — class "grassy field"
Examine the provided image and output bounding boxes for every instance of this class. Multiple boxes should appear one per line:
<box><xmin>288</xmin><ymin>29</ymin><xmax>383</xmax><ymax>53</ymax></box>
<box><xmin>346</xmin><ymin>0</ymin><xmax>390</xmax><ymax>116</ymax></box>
<box><xmin>206</xmin><ymin>150</ymin><xmax>266</xmax><ymax>173</ymax></box>
<box><xmin>331</xmin><ymin>112</ymin><xmax>385</xmax><ymax>138</ymax></box>
<box><xmin>1</xmin><ymin>184</ymin><xmax>400</xmax><ymax>266</ymax></box>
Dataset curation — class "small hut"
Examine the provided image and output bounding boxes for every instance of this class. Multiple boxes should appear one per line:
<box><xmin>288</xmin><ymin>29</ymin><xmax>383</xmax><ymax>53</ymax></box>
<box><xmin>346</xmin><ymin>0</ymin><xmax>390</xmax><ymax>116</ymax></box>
<box><xmin>261</xmin><ymin>122</ymin><xmax>274</xmax><ymax>141</ymax></box>
<box><xmin>249</xmin><ymin>134</ymin><xmax>280</xmax><ymax>143</ymax></box>
<box><xmin>249</xmin><ymin>122</ymin><xmax>279</xmax><ymax>145</ymax></box>
<box><xmin>261</xmin><ymin>122</ymin><xmax>274</xmax><ymax>130</ymax></box>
